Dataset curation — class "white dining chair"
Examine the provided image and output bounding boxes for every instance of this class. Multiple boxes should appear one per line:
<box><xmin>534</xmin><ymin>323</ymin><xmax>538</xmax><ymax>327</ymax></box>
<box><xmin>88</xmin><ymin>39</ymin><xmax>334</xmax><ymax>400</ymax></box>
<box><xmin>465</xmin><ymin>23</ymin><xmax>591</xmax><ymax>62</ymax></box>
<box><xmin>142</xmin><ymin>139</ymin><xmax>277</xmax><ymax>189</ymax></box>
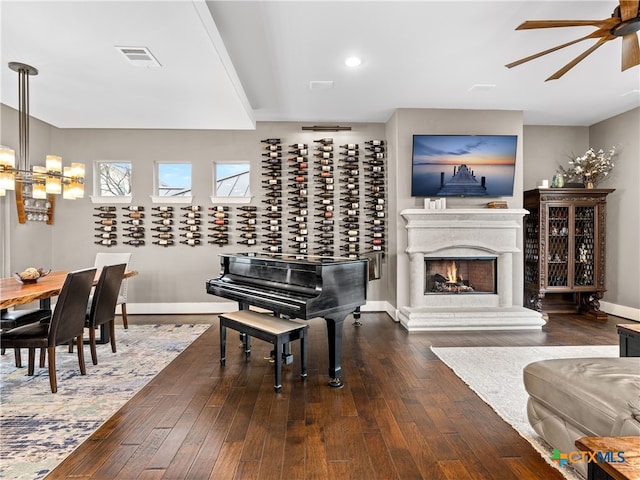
<box><xmin>94</xmin><ymin>252</ymin><xmax>132</xmax><ymax>329</ymax></box>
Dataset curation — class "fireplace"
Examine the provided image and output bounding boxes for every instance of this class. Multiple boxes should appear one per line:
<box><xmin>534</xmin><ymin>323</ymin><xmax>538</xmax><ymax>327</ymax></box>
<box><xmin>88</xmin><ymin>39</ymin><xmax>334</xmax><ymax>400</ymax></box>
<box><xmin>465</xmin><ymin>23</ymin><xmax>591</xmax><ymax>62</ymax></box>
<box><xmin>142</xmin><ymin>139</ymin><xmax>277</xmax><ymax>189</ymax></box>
<box><xmin>425</xmin><ymin>257</ymin><xmax>496</xmax><ymax>294</ymax></box>
<box><xmin>399</xmin><ymin>209</ymin><xmax>545</xmax><ymax>331</ymax></box>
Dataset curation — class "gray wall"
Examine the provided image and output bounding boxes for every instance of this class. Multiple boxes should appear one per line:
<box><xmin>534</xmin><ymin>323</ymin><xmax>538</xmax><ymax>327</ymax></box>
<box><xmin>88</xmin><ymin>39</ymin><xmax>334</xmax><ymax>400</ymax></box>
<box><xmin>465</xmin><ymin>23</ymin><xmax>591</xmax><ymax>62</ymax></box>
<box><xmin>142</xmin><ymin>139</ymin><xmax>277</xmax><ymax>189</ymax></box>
<box><xmin>2</xmin><ymin>103</ymin><xmax>638</xmax><ymax>315</ymax></box>
<box><xmin>388</xmin><ymin>108</ymin><xmax>525</xmax><ymax>314</ymax></box>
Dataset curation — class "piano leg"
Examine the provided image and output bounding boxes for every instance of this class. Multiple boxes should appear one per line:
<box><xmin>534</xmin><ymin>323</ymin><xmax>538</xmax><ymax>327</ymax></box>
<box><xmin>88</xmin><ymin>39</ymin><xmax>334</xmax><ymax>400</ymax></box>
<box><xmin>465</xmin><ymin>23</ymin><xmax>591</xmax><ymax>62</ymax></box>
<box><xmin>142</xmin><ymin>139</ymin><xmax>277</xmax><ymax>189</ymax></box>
<box><xmin>352</xmin><ymin>306</ymin><xmax>362</xmax><ymax>327</ymax></box>
<box><xmin>324</xmin><ymin>315</ymin><xmax>346</xmax><ymax>388</ymax></box>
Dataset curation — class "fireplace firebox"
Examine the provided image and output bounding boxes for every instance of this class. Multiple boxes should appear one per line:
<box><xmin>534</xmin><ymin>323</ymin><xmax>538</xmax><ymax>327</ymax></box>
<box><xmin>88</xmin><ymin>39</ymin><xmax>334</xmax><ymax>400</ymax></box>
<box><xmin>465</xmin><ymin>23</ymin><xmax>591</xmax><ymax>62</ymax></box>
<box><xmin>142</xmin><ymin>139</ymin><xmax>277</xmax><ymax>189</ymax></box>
<box><xmin>425</xmin><ymin>257</ymin><xmax>497</xmax><ymax>294</ymax></box>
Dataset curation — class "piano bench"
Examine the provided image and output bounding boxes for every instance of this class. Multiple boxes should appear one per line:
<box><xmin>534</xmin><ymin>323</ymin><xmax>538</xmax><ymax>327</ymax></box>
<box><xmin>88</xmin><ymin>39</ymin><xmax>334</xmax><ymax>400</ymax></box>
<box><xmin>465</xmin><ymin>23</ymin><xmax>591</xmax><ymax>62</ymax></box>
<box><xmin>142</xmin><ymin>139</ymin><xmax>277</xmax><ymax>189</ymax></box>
<box><xmin>219</xmin><ymin>310</ymin><xmax>308</xmax><ymax>393</ymax></box>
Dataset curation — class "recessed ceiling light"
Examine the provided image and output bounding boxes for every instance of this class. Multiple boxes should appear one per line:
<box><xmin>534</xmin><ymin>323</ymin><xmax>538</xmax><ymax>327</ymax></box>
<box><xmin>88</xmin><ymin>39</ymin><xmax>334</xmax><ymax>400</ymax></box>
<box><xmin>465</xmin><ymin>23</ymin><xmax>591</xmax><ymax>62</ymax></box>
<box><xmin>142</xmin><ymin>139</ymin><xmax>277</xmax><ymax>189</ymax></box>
<box><xmin>345</xmin><ymin>57</ymin><xmax>362</xmax><ymax>67</ymax></box>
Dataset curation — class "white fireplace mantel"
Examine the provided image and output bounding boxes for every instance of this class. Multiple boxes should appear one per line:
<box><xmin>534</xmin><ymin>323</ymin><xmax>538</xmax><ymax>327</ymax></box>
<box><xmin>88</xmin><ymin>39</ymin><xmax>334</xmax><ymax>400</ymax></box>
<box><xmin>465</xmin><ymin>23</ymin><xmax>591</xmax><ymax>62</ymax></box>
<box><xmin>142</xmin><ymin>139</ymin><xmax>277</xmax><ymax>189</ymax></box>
<box><xmin>398</xmin><ymin>208</ymin><xmax>545</xmax><ymax>331</ymax></box>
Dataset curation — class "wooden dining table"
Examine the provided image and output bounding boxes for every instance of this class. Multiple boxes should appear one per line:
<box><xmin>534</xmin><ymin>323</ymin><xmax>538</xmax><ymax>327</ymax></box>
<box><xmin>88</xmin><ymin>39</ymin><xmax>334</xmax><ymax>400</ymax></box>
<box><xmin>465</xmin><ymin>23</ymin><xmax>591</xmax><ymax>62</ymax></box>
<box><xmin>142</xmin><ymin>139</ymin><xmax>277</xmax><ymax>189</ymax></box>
<box><xmin>1</xmin><ymin>269</ymin><xmax>138</xmax><ymax>343</ymax></box>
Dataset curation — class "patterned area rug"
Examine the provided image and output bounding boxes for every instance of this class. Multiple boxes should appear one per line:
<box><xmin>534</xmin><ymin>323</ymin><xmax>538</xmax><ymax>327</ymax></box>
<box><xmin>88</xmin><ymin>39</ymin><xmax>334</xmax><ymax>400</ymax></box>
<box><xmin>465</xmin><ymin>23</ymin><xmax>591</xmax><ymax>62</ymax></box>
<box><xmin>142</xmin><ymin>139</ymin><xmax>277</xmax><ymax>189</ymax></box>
<box><xmin>0</xmin><ymin>323</ymin><xmax>210</xmax><ymax>480</ymax></box>
<box><xmin>430</xmin><ymin>344</ymin><xmax>619</xmax><ymax>480</ymax></box>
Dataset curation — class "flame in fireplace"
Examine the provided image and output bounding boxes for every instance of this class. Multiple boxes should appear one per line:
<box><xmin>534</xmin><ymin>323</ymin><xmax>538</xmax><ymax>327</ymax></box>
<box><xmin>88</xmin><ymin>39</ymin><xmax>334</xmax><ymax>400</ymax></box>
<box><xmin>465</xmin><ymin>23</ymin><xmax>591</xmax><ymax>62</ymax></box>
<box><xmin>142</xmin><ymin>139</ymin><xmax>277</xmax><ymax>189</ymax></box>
<box><xmin>446</xmin><ymin>261</ymin><xmax>459</xmax><ymax>283</ymax></box>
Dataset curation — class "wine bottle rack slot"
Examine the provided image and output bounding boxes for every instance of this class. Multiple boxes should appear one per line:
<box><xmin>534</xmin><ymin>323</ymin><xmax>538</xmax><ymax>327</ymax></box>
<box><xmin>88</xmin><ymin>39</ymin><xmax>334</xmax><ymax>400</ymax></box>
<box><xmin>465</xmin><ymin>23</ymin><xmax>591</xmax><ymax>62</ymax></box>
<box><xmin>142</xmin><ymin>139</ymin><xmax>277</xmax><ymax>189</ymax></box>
<box><xmin>313</xmin><ymin>138</ymin><xmax>334</xmax><ymax>257</ymax></box>
<box><xmin>261</xmin><ymin>138</ymin><xmax>283</xmax><ymax>254</ymax></box>
<box><xmin>177</xmin><ymin>205</ymin><xmax>201</xmax><ymax>246</ymax></box>
<box><xmin>151</xmin><ymin>205</ymin><xmax>173</xmax><ymax>247</ymax></box>
<box><xmin>209</xmin><ymin>205</ymin><xmax>231</xmax><ymax>246</ymax></box>
<box><xmin>94</xmin><ymin>206</ymin><xmax>118</xmax><ymax>247</ymax></box>
<box><xmin>288</xmin><ymin>142</ymin><xmax>309</xmax><ymax>254</ymax></box>
<box><xmin>121</xmin><ymin>206</ymin><xmax>145</xmax><ymax>247</ymax></box>
<box><xmin>339</xmin><ymin>143</ymin><xmax>360</xmax><ymax>259</ymax></box>
<box><xmin>364</xmin><ymin>140</ymin><xmax>386</xmax><ymax>255</ymax></box>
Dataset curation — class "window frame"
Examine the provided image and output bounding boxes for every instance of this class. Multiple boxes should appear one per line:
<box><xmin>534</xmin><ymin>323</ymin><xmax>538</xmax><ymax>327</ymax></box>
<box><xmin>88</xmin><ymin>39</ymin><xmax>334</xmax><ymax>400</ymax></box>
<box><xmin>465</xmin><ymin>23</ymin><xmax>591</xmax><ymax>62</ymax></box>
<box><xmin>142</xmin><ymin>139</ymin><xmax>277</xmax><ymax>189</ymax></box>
<box><xmin>90</xmin><ymin>160</ymin><xmax>133</xmax><ymax>204</ymax></box>
<box><xmin>151</xmin><ymin>161</ymin><xmax>193</xmax><ymax>204</ymax></box>
<box><xmin>210</xmin><ymin>160</ymin><xmax>252</xmax><ymax>205</ymax></box>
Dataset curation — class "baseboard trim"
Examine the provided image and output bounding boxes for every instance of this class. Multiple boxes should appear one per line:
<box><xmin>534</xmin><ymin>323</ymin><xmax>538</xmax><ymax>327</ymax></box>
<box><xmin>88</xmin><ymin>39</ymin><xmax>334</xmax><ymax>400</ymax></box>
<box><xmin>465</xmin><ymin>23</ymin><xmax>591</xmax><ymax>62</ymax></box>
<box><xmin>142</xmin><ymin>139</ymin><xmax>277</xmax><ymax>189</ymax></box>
<box><xmin>600</xmin><ymin>301</ymin><xmax>640</xmax><ymax>321</ymax></box>
<box><xmin>124</xmin><ymin>300</ymin><xmax>392</xmax><ymax>316</ymax></box>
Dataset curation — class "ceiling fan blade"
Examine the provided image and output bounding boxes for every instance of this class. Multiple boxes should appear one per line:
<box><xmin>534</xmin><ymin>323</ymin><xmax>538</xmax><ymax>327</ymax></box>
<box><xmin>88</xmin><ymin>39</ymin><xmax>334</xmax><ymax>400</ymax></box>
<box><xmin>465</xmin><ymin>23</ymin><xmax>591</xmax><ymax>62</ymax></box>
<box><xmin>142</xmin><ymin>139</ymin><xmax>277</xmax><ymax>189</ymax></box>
<box><xmin>619</xmin><ymin>0</ymin><xmax>640</xmax><ymax>21</ymax></box>
<box><xmin>546</xmin><ymin>35</ymin><xmax>614</xmax><ymax>80</ymax></box>
<box><xmin>506</xmin><ymin>27</ymin><xmax>613</xmax><ymax>69</ymax></box>
<box><xmin>622</xmin><ymin>33</ymin><xmax>640</xmax><ymax>70</ymax></box>
<box><xmin>516</xmin><ymin>19</ymin><xmax>618</xmax><ymax>30</ymax></box>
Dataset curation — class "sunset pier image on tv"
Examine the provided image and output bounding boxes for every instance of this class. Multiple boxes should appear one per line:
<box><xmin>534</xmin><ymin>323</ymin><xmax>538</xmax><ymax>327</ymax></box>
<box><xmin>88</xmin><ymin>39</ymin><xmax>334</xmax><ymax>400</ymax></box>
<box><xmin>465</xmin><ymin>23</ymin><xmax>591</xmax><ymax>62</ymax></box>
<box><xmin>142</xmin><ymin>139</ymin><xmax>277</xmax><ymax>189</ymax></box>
<box><xmin>411</xmin><ymin>135</ymin><xmax>517</xmax><ymax>197</ymax></box>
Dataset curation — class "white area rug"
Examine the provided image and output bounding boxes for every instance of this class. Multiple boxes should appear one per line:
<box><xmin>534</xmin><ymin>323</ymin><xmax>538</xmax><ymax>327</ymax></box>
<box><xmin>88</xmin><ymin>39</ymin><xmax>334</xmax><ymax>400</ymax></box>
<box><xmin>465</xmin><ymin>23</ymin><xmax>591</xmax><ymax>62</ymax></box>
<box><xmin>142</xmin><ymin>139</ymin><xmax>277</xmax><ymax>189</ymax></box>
<box><xmin>0</xmin><ymin>323</ymin><xmax>210</xmax><ymax>480</ymax></box>
<box><xmin>430</xmin><ymin>344</ymin><xmax>619</xmax><ymax>480</ymax></box>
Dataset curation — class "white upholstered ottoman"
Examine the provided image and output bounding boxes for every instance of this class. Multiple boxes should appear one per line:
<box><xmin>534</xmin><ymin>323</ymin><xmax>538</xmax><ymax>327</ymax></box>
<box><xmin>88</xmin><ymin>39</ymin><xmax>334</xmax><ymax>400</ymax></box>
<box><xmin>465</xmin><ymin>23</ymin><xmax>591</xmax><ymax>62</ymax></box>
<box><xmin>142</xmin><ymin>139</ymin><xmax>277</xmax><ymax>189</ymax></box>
<box><xmin>523</xmin><ymin>357</ymin><xmax>640</xmax><ymax>477</ymax></box>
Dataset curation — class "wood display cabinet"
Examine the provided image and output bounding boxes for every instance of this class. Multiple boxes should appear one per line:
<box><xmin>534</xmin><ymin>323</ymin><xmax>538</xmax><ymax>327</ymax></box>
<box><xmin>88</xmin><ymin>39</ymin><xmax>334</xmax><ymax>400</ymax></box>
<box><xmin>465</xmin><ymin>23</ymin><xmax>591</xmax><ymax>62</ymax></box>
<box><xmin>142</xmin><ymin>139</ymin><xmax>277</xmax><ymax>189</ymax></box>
<box><xmin>523</xmin><ymin>188</ymin><xmax>614</xmax><ymax>320</ymax></box>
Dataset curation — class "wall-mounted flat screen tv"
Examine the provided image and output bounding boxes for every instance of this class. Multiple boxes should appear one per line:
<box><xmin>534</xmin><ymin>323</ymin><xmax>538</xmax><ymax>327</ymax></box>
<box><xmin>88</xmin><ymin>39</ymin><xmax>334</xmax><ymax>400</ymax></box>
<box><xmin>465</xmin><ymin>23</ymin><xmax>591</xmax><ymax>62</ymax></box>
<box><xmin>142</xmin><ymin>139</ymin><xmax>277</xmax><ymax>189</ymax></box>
<box><xmin>411</xmin><ymin>134</ymin><xmax>517</xmax><ymax>197</ymax></box>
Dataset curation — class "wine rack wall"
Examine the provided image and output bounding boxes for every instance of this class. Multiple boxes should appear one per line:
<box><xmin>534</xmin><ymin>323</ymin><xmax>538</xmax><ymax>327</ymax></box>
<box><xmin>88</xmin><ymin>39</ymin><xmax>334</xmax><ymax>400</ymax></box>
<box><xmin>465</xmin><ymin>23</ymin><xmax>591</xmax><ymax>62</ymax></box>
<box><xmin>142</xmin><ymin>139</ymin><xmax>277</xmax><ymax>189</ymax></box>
<box><xmin>256</xmin><ymin>137</ymin><xmax>387</xmax><ymax>258</ymax></box>
<box><xmin>90</xmin><ymin>136</ymin><xmax>386</xmax><ymax>258</ymax></box>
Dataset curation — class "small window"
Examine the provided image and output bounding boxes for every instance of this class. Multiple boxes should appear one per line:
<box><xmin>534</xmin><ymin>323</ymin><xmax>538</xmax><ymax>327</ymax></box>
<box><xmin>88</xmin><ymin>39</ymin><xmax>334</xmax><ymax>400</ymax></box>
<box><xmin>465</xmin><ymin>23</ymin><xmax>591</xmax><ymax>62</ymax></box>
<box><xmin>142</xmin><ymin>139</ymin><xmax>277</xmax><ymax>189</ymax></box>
<box><xmin>96</xmin><ymin>162</ymin><xmax>132</xmax><ymax>196</ymax></box>
<box><xmin>157</xmin><ymin>162</ymin><xmax>192</xmax><ymax>197</ymax></box>
<box><xmin>214</xmin><ymin>162</ymin><xmax>250</xmax><ymax>197</ymax></box>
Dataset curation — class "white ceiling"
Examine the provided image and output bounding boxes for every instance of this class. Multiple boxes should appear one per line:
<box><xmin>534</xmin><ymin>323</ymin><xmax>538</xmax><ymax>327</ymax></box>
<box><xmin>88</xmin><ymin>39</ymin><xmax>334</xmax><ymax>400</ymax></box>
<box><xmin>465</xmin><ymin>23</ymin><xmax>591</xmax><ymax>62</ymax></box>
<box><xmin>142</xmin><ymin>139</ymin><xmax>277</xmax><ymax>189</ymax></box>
<box><xmin>1</xmin><ymin>0</ymin><xmax>639</xmax><ymax>130</ymax></box>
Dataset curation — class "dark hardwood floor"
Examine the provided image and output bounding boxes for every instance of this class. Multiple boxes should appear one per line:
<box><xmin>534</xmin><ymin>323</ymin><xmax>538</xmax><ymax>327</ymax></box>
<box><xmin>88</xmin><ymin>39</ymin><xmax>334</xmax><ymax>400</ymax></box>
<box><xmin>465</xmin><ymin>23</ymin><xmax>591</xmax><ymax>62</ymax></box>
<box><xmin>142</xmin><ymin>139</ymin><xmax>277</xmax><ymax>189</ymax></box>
<box><xmin>45</xmin><ymin>312</ymin><xmax>624</xmax><ymax>479</ymax></box>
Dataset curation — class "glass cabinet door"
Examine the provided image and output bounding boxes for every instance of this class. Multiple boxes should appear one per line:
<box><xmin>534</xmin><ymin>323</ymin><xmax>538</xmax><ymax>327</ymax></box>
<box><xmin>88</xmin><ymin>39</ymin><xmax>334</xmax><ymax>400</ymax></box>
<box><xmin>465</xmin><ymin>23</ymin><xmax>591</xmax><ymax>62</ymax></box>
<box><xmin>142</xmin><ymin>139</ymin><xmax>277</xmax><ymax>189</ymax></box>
<box><xmin>574</xmin><ymin>206</ymin><xmax>595</xmax><ymax>287</ymax></box>
<box><xmin>546</xmin><ymin>206</ymin><xmax>569</xmax><ymax>287</ymax></box>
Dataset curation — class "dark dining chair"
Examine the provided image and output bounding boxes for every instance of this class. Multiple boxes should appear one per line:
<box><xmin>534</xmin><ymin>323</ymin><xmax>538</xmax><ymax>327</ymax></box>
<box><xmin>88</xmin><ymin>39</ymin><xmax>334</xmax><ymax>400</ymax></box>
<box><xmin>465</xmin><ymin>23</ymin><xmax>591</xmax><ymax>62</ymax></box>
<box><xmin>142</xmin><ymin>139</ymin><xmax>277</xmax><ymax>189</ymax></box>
<box><xmin>1</xmin><ymin>308</ymin><xmax>52</xmax><ymax>367</ymax></box>
<box><xmin>0</xmin><ymin>268</ymin><xmax>96</xmax><ymax>393</ymax></box>
<box><xmin>85</xmin><ymin>263</ymin><xmax>126</xmax><ymax>365</ymax></box>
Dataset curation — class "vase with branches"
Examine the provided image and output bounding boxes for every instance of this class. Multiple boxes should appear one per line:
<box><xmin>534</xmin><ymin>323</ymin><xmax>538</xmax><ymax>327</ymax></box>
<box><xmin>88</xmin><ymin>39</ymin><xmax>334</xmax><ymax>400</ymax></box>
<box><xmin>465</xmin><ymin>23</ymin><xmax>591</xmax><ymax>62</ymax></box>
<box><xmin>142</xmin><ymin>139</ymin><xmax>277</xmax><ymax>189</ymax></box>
<box><xmin>557</xmin><ymin>147</ymin><xmax>616</xmax><ymax>188</ymax></box>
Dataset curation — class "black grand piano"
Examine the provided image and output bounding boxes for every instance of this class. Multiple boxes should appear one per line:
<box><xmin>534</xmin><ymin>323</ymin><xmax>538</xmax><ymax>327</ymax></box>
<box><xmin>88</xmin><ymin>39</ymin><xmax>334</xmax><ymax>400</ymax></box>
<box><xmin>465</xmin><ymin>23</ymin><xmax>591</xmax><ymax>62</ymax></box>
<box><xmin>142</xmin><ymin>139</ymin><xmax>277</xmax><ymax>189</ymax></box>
<box><xmin>206</xmin><ymin>252</ymin><xmax>368</xmax><ymax>388</ymax></box>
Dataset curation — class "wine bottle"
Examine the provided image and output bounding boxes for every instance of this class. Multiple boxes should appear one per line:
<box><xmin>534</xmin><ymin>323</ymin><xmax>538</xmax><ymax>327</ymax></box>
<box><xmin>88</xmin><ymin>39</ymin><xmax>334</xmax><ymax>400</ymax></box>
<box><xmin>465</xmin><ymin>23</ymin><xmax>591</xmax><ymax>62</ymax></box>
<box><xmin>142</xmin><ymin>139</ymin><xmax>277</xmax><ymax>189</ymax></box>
<box><xmin>314</xmin><ymin>138</ymin><xmax>333</xmax><ymax>144</ymax></box>
<box><xmin>210</xmin><ymin>212</ymin><xmax>228</xmax><ymax>219</ymax></box>
<box><xmin>151</xmin><ymin>212</ymin><xmax>173</xmax><ymax>219</ymax></box>
<box><xmin>208</xmin><ymin>226</ymin><xmax>230</xmax><ymax>232</ymax></box>
<box><xmin>208</xmin><ymin>239</ymin><xmax>230</xmax><ymax>245</ymax></box>
<box><xmin>211</xmin><ymin>219</ymin><xmax>229</xmax><ymax>225</ymax></box>
<box><xmin>95</xmin><ymin>239</ymin><xmax>117</xmax><ymax>246</ymax></box>
<box><xmin>316</xmin><ymin>145</ymin><xmax>333</xmax><ymax>152</ymax></box>
<box><xmin>95</xmin><ymin>206</ymin><xmax>116</xmax><ymax>212</ymax></box>
<box><xmin>152</xmin><ymin>240</ymin><xmax>174</xmax><ymax>246</ymax></box>
<box><xmin>183</xmin><ymin>212</ymin><xmax>201</xmax><ymax>219</ymax></box>
<box><xmin>181</xmin><ymin>219</ymin><xmax>200</xmax><ymax>225</ymax></box>
<box><xmin>125</xmin><ymin>211</ymin><xmax>145</xmax><ymax>219</ymax></box>
<box><xmin>316</xmin><ymin>219</ymin><xmax>334</xmax><ymax>225</ymax></box>
<box><xmin>265</xmin><ymin>225</ymin><xmax>280</xmax><ymax>232</ymax></box>
<box><xmin>239</xmin><ymin>232</ymin><xmax>256</xmax><ymax>239</ymax></box>
<box><xmin>261</xmin><ymin>151</ymin><xmax>281</xmax><ymax>158</ymax></box>
<box><xmin>152</xmin><ymin>206</ymin><xmax>174</xmax><ymax>212</ymax></box>
<box><xmin>179</xmin><ymin>225</ymin><xmax>200</xmax><ymax>232</ymax></box>
<box><xmin>261</xmin><ymin>198</ymin><xmax>281</xmax><ymax>205</ymax></box>
<box><xmin>365</xmin><ymin>146</ymin><xmax>385</xmax><ymax>153</ymax></box>
<box><xmin>95</xmin><ymin>233</ymin><xmax>117</xmax><ymax>239</ymax></box>
<box><xmin>123</xmin><ymin>232</ymin><xmax>145</xmax><ymax>239</ymax></box>
<box><xmin>238</xmin><ymin>206</ymin><xmax>257</xmax><ymax>212</ymax></box>
<box><xmin>289</xmin><ymin>148</ymin><xmax>309</xmax><ymax>156</ymax></box>
<box><xmin>123</xmin><ymin>218</ymin><xmax>143</xmax><ymax>226</ymax></box>
<box><xmin>150</xmin><ymin>226</ymin><xmax>172</xmax><ymax>232</ymax></box>
<box><xmin>340</xmin><ymin>144</ymin><xmax>359</xmax><ymax>150</ymax></box>
<box><xmin>238</xmin><ymin>239</ymin><xmax>257</xmax><ymax>245</ymax></box>
<box><xmin>264</xmin><ymin>233</ymin><xmax>282</xmax><ymax>239</ymax></box>
<box><xmin>210</xmin><ymin>205</ymin><xmax>230</xmax><ymax>212</ymax></box>
<box><xmin>365</xmin><ymin>140</ymin><xmax>385</xmax><ymax>146</ymax></box>
<box><xmin>152</xmin><ymin>219</ymin><xmax>173</xmax><ymax>225</ymax></box>
<box><xmin>95</xmin><ymin>219</ymin><xmax>117</xmax><ymax>226</ymax></box>
<box><xmin>238</xmin><ymin>219</ymin><xmax>257</xmax><ymax>226</ymax></box>
<box><xmin>341</xmin><ymin>149</ymin><xmax>359</xmax><ymax>156</ymax></box>
<box><xmin>313</xmin><ymin>152</ymin><xmax>333</xmax><ymax>159</ymax></box>
<box><xmin>95</xmin><ymin>225</ymin><xmax>116</xmax><ymax>232</ymax></box>
<box><xmin>181</xmin><ymin>206</ymin><xmax>200</xmax><ymax>212</ymax></box>
<box><xmin>93</xmin><ymin>212</ymin><xmax>117</xmax><ymax>218</ymax></box>
<box><xmin>152</xmin><ymin>233</ymin><xmax>174</xmax><ymax>240</ymax></box>
<box><xmin>180</xmin><ymin>239</ymin><xmax>201</xmax><ymax>246</ymax></box>
<box><xmin>180</xmin><ymin>232</ymin><xmax>201</xmax><ymax>239</ymax></box>
<box><xmin>263</xmin><ymin>246</ymin><xmax>282</xmax><ymax>253</ymax></box>
<box><xmin>289</xmin><ymin>143</ymin><xmax>307</xmax><ymax>149</ymax></box>
<box><xmin>237</xmin><ymin>226</ymin><xmax>257</xmax><ymax>232</ymax></box>
<box><xmin>261</xmin><ymin>138</ymin><xmax>281</xmax><ymax>145</ymax></box>
<box><xmin>125</xmin><ymin>239</ymin><xmax>145</xmax><ymax>247</ymax></box>
<box><xmin>122</xmin><ymin>205</ymin><xmax>145</xmax><ymax>211</ymax></box>
<box><xmin>263</xmin><ymin>144</ymin><xmax>282</xmax><ymax>151</ymax></box>
<box><xmin>262</xmin><ymin>178</ymin><xmax>281</xmax><ymax>186</ymax></box>
<box><xmin>317</xmin><ymin>239</ymin><xmax>334</xmax><ymax>246</ymax></box>
<box><xmin>365</xmin><ymin>153</ymin><xmax>385</xmax><ymax>160</ymax></box>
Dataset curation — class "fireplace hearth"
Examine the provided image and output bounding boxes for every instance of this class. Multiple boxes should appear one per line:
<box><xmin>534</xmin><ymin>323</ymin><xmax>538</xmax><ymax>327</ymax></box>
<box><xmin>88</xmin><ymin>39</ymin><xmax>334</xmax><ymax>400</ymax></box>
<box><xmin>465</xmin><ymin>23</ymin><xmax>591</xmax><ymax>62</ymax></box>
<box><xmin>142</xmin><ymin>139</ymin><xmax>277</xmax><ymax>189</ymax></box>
<box><xmin>399</xmin><ymin>209</ymin><xmax>545</xmax><ymax>331</ymax></box>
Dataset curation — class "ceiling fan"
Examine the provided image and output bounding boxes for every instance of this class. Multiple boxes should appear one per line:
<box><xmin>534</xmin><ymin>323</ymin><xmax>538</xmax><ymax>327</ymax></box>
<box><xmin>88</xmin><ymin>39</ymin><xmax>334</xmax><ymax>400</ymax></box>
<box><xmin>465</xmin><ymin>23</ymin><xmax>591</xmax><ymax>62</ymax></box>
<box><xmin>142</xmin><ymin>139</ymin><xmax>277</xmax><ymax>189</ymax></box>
<box><xmin>506</xmin><ymin>0</ymin><xmax>640</xmax><ymax>80</ymax></box>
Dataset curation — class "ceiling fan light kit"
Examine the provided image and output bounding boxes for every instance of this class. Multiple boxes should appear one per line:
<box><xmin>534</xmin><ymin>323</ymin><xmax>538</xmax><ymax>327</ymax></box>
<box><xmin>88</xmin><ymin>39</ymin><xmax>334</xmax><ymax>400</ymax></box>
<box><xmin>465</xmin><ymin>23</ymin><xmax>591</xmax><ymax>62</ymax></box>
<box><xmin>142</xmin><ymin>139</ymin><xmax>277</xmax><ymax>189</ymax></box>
<box><xmin>507</xmin><ymin>0</ymin><xmax>640</xmax><ymax>80</ymax></box>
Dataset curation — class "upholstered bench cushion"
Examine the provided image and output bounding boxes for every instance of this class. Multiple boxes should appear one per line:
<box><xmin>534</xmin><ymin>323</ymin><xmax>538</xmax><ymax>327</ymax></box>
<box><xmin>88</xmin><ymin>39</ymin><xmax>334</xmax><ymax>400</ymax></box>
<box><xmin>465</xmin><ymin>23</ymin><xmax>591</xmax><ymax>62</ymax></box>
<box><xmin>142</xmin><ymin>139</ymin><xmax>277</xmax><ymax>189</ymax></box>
<box><xmin>524</xmin><ymin>357</ymin><xmax>640</xmax><ymax>436</ymax></box>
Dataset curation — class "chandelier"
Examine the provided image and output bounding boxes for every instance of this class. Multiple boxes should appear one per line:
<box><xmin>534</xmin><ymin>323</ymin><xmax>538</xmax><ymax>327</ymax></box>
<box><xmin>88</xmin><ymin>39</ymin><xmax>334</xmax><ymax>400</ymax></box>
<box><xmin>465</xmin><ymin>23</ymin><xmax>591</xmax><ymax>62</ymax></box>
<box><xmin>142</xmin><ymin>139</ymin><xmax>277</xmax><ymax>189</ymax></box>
<box><xmin>0</xmin><ymin>62</ymin><xmax>85</xmax><ymax>202</ymax></box>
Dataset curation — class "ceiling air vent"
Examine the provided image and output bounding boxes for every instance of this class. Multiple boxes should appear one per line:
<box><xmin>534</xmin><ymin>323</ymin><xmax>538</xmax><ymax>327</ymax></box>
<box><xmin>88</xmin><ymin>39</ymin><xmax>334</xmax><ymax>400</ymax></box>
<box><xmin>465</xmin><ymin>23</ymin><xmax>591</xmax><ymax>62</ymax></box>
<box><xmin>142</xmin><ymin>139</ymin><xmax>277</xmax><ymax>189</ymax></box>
<box><xmin>115</xmin><ymin>46</ymin><xmax>161</xmax><ymax>68</ymax></box>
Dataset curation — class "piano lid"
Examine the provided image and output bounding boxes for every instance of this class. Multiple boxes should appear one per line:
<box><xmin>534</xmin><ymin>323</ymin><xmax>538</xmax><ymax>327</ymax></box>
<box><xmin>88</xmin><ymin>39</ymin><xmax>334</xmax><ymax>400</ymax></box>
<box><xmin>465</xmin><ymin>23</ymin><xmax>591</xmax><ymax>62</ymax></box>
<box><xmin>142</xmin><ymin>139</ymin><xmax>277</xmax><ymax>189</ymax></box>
<box><xmin>222</xmin><ymin>252</ymin><xmax>363</xmax><ymax>266</ymax></box>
